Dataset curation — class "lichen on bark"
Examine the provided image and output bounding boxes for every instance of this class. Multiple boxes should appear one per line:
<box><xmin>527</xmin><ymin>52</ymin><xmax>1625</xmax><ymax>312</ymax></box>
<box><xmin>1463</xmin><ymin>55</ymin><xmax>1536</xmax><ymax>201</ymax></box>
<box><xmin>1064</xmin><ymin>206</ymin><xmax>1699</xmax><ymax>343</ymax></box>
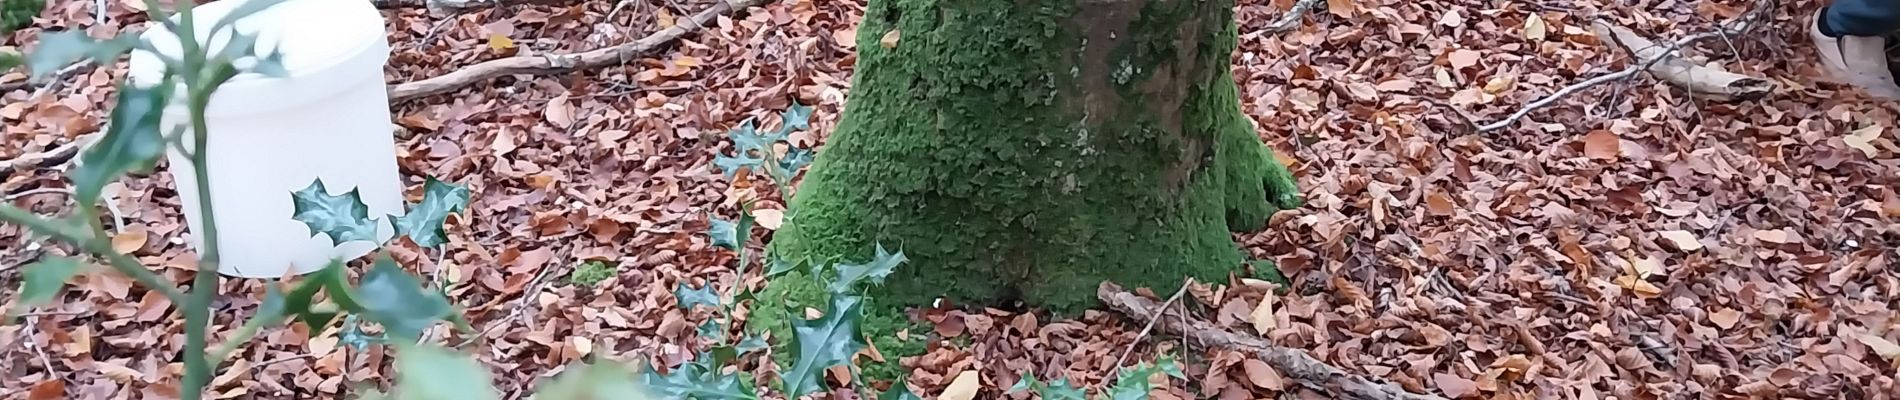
<box><xmin>751</xmin><ymin>0</ymin><xmax>1299</xmax><ymax>381</ymax></box>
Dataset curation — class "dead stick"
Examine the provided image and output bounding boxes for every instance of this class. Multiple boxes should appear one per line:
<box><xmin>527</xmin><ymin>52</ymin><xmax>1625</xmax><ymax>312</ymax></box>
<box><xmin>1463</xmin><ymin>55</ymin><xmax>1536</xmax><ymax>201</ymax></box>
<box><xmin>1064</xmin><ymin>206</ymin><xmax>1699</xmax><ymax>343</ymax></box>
<box><xmin>1264</xmin><ymin>0</ymin><xmax>1323</xmax><ymax>33</ymax></box>
<box><xmin>1112</xmin><ymin>278</ymin><xmax>1191</xmax><ymax>369</ymax></box>
<box><xmin>385</xmin><ymin>0</ymin><xmax>774</xmax><ymax>103</ymax></box>
<box><xmin>1468</xmin><ymin>0</ymin><xmax>1772</xmax><ymax>133</ymax></box>
<box><xmin>1098</xmin><ymin>282</ymin><xmax>1447</xmax><ymax>400</ymax></box>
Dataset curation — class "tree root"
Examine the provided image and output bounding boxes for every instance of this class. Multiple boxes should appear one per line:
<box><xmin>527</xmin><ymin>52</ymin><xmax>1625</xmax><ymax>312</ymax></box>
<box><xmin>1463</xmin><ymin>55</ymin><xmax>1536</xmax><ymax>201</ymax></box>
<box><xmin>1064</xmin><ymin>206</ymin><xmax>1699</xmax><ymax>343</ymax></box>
<box><xmin>385</xmin><ymin>0</ymin><xmax>774</xmax><ymax>103</ymax></box>
<box><xmin>1097</xmin><ymin>281</ymin><xmax>1449</xmax><ymax>400</ymax></box>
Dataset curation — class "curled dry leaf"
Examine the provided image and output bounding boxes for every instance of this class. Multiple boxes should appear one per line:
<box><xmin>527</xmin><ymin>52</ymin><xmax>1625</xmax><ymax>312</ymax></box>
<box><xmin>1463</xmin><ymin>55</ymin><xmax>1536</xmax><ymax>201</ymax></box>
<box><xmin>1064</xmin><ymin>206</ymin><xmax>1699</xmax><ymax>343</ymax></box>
<box><xmin>751</xmin><ymin>208</ymin><xmax>784</xmax><ymax>230</ymax></box>
<box><xmin>880</xmin><ymin>29</ymin><xmax>901</xmax><ymax>49</ymax></box>
<box><xmin>1856</xmin><ymin>334</ymin><xmax>1900</xmax><ymax>361</ymax></box>
<box><xmin>1433</xmin><ymin>372</ymin><xmax>1479</xmax><ymax>398</ymax></box>
<box><xmin>1709</xmin><ymin>308</ymin><xmax>1742</xmax><ymax>330</ymax></box>
<box><xmin>1657</xmin><ymin>230</ymin><xmax>1702</xmax><ymax>252</ymax></box>
<box><xmin>1249</xmin><ymin>289</ymin><xmax>1276</xmax><ymax>335</ymax></box>
<box><xmin>1582</xmin><ymin>130</ymin><xmax>1621</xmax><ymax>160</ymax></box>
<box><xmin>111</xmin><ymin>229</ymin><xmax>148</xmax><ymax>254</ymax></box>
<box><xmin>1241</xmin><ymin>359</ymin><xmax>1285</xmax><ymax>390</ymax></box>
<box><xmin>939</xmin><ymin>369</ymin><xmax>980</xmax><ymax>400</ymax></box>
<box><xmin>1845</xmin><ymin>125</ymin><xmax>1883</xmax><ymax>157</ymax></box>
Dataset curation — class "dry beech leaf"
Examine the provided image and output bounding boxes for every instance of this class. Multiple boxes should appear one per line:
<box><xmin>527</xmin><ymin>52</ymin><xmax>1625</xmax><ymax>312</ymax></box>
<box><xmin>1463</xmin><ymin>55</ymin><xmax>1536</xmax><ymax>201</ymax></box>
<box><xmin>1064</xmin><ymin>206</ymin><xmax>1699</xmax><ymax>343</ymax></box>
<box><xmin>939</xmin><ymin>370</ymin><xmax>980</xmax><ymax>400</ymax></box>
<box><xmin>1433</xmin><ymin>372</ymin><xmax>1479</xmax><ymax>398</ymax></box>
<box><xmin>1856</xmin><ymin>334</ymin><xmax>1900</xmax><ymax>360</ymax></box>
<box><xmin>880</xmin><ymin>29</ymin><xmax>901</xmax><ymax>49</ymax></box>
<box><xmin>1448</xmin><ymin>49</ymin><xmax>1481</xmax><ymax>69</ymax></box>
<box><xmin>1845</xmin><ymin>125</ymin><xmax>1882</xmax><ymax>157</ymax></box>
<box><xmin>1425</xmin><ymin>193</ymin><xmax>1456</xmax><ymax>216</ymax></box>
<box><xmin>1241</xmin><ymin>359</ymin><xmax>1285</xmax><ymax>390</ymax></box>
<box><xmin>1709</xmin><ymin>308</ymin><xmax>1742</xmax><ymax>329</ymax></box>
<box><xmin>1523</xmin><ymin>13</ymin><xmax>1548</xmax><ymax>40</ymax></box>
<box><xmin>1326</xmin><ymin>0</ymin><xmax>1357</xmax><ymax>18</ymax></box>
<box><xmin>1657</xmin><ymin>230</ymin><xmax>1702</xmax><ymax>252</ymax></box>
<box><xmin>1582</xmin><ymin>130</ymin><xmax>1620</xmax><ymax>160</ymax></box>
<box><xmin>1249</xmin><ymin>290</ymin><xmax>1276</xmax><ymax>335</ymax></box>
<box><xmin>1754</xmin><ymin>228</ymin><xmax>1795</xmax><ymax>244</ymax></box>
<box><xmin>1376</xmin><ymin>79</ymin><xmax>1416</xmax><ymax>92</ymax></box>
<box><xmin>112</xmin><ymin>229</ymin><xmax>148</xmax><ymax>254</ymax></box>
<box><xmin>545</xmin><ymin>96</ymin><xmax>575</xmax><ymax>129</ymax></box>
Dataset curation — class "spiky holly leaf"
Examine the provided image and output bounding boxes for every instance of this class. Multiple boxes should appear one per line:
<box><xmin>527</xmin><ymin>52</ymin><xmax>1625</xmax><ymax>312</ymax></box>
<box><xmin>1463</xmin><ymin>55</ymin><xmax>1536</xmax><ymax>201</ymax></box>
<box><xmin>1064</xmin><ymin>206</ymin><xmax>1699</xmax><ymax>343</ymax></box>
<box><xmin>354</xmin><ymin>254</ymin><xmax>453</xmax><ymax>341</ymax></box>
<box><xmin>390</xmin><ymin>176</ymin><xmax>470</xmax><ymax>248</ymax></box>
<box><xmin>291</xmin><ymin>179</ymin><xmax>381</xmax><ymax>245</ymax></box>
<box><xmin>9</xmin><ymin>256</ymin><xmax>81</xmax><ymax>317</ymax></box>
<box><xmin>25</xmin><ymin>31</ymin><xmax>138</xmax><ymax>80</ymax></box>
<box><xmin>1104</xmin><ymin>362</ymin><xmax>1164</xmax><ymax>400</ymax></box>
<box><xmin>773</xmin><ymin>146</ymin><xmax>814</xmax><ymax>182</ymax></box>
<box><xmin>1041</xmin><ymin>378</ymin><xmax>1089</xmax><ymax>400</ymax></box>
<box><xmin>675</xmin><ymin>282</ymin><xmax>721</xmax><ymax>311</ymax></box>
<box><xmin>779</xmin><ymin>294</ymin><xmax>866</xmax><ymax>397</ymax></box>
<box><xmin>394</xmin><ymin>343</ymin><xmax>501</xmax><ymax>400</ymax></box>
<box><xmin>734</xmin><ymin>333</ymin><xmax>768</xmax><ymax>355</ymax></box>
<box><xmin>636</xmin><ymin>360</ymin><xmax>757</xmax><ymax>400</ymax></box>
<box><xmin>777</xmin><ymin>102</ymin><xmax>814</xmax><ymax>134</ymax></box>
<box><xmin>697</xmin><ymin>319</ymin><xmax>726</xmax><ymax>342</ymax></box>
<box><xmin>274</xmin><ymin>261</ymin><xmax>348</xmax><ymax>331</ymax></box>
<box><xmin>712</xmin><ymin>153</ymin><xmax>764</xmax><ymax>179</ymax></box>
<box><xmin>705</xmin><ymin>218</ymin><xmax>739</xmax><ymax>250</ymax></box>
<box><xmin>74</xmin><ymin>82</ymin><xmax>168</xmax><ymax>205</ymax></box>
<box><xmin>829</xmin><ymin>243</ymin><xmax>907</xmax><ymax>294</ymax></box>
<box><xmin>726</xmin><ymin>119</ymin><xmax>771</xmax><ymax>154</ymax></box>
<box><xmin>764</xmin><ymin>254</ymin><xmax>804</xmax><ymax>278</ymax></box>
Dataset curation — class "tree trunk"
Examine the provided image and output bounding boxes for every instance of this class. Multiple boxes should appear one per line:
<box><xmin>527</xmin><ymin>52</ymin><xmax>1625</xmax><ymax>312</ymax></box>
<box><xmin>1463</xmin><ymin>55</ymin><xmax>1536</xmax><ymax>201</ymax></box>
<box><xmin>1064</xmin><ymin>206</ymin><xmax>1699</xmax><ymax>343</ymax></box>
<box><xmin>760</xmin><ymin>0</ymin><xmax>1299</xmax><ymax>366</ymax></box>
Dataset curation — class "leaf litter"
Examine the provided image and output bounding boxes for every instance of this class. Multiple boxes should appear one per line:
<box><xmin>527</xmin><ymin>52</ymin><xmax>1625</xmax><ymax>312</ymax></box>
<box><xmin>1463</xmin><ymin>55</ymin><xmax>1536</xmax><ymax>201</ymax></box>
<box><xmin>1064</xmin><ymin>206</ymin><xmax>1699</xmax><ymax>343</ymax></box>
<box><xmin>1</xmin><ymin>0</ymin><xmax>1897</xmax><ymax>398</ymax></box>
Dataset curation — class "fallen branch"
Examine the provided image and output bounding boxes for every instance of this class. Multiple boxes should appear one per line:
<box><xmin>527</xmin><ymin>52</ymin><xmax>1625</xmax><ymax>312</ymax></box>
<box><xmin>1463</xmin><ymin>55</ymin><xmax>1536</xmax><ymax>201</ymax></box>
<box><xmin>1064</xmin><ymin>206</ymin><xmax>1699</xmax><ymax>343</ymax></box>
<box><xmin>1098</xmin><ymin>282</ymin><xmax>1447</xmax><ymax>400</ymax></box>
<box><xmin>1265</xmin><ymin>0</ymin><xmax>1324</xmax><ymax>33</ymax></box>
<box><xmin>1592</xmin><ymin>21</ymin><xmax>1774</xmax><ymax>102</ymax></box>
<box><xmin>0</xmin><ymin>132</ymin><xmax>99</xmax><ymax>174</ymax></box>
<box><xmin>1468</xmin><ymin>0</ymin><xmax>1773</xmax><ymax>133</ymax></box>
<box><xmin>386</xmin><ymin>0</ymin><xmax>773</xmax><ymax>103</ymax></box>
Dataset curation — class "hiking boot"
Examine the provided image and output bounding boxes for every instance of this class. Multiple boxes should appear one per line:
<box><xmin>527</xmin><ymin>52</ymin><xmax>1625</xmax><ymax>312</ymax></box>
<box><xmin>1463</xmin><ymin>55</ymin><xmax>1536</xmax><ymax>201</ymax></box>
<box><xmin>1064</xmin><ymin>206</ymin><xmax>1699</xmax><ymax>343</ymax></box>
<box><xmin>1811</xmin><ymin>10</ymin><xmax>1900</xmax><ymax>100</ymax></box>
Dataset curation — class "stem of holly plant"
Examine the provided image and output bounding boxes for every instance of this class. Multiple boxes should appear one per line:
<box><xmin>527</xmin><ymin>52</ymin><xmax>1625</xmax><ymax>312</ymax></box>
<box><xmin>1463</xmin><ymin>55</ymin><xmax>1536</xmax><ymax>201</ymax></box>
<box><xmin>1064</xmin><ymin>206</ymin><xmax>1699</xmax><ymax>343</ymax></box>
<box><xmin>0</xmin><ymin>205</ymin><xmax>186</xmax><ymax>301</ymax></box>
<box><xmin>173</xmin><ymin>2</ymin><xmax>222</xmax><ymax>399</ymax></box>
<box><xmin>207</xmin><ymin>310</ymin><xmax>276</xmax><ymax>363</ymax></box>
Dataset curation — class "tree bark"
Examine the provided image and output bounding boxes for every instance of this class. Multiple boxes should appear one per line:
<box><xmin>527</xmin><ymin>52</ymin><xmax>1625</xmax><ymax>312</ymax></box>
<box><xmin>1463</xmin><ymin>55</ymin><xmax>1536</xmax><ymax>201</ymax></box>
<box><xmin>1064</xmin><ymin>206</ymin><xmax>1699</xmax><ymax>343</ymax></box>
<box><xmin>758</xmin><ymin>0</ymin><xmax>1299</xmax><ymax>374</ymax></box>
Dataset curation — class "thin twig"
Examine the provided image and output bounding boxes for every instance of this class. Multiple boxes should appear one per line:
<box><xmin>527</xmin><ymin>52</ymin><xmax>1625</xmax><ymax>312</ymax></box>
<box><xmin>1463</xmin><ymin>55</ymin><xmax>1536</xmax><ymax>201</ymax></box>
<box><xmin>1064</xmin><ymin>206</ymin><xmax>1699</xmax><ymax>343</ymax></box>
<box><xmin>1112</xmin><ymin>278</ymin><xmax>1192</xmax><ymax>369</ymax></box>
<box><xmin>21</xmin><ymin>318</ymin><xmax>58</xmax><ymax>375</ymax></box>
<box><xmin>1464</xmin><ymin>1</ymin><xmax>1772</xmax><ymax>133</ymax></box>
<box><xmin>387</xmin><ymin>0</ymin><xmax>775</xmax><ymax>103</ymax></box>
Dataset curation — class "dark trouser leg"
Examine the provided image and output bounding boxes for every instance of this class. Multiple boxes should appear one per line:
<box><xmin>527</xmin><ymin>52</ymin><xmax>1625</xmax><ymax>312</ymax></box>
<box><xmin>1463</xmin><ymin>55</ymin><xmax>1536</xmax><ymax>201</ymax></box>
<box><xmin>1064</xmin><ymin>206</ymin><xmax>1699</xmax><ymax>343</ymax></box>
<box><xmin>1825</xmin><ymin>0</ymin><xmax>1900</xmax><ymax>36</ymax></box>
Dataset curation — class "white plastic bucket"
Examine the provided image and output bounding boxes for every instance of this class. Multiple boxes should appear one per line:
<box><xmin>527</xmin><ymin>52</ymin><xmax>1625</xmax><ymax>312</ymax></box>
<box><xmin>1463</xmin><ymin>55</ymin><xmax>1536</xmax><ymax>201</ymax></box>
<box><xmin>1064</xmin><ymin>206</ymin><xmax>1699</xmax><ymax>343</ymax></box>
<box><xmin>126</xmin><ymin>0</ymin><xmax>403</xmax><ymax>278</ymax></box>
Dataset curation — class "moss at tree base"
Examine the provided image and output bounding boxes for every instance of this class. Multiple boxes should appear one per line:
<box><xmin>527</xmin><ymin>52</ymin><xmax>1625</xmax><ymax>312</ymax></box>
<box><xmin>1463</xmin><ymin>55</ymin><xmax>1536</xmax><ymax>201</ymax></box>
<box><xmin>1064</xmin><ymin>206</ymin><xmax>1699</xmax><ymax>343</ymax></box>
<box><xmin>751</xmin><ymin>0</ymin><xmax>1300</xmax><ymax>385</ymax></box>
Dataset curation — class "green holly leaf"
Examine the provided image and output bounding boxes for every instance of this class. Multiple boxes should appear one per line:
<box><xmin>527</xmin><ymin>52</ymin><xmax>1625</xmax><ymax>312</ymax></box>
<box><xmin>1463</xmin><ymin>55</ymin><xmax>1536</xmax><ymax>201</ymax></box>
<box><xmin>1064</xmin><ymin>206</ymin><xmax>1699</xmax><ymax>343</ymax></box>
<box><xmin>394</xmin><ymin>343</ymin><xmax>501</xmax><ymax>400</ymax></box>
<box><xmin>1041</xmin><ymin>378</ymin><xmax>1088</xmax><ymax>400</ymax></box>
<box><xmin>726</xmin><ymin>119</ymin><xmax>771</xmax><ymax>153</ymax></box>
<box><xmin>534</xmin><ymin>360</ymin><xmax>653</xmax><ymax>400</ymax></box>
<box><xmin>734</xmin><ymin>333</ymin><xmax>768</xmax><ymax>355</ymax></box>
<box><xmin>705</xmin><ymin>218</ymin><xmax>739</xmax><ymax>250</ymax></box>
<box><xmin>697</xmin><ymin>319</ymin><xmax>726</xmax><ymax>342</ymax></box>
<box><xmin>1155</xmin><ymin>353</ymin><xmax>1185</xmax><ymax>379</ymax></box>
<box><xmin>390</xmin><ymin>176</ymin><xmax>470</xmax><ymax>248</ymax></box>
<box><xmin>353</xmin><ymin>254</ymin><xmax>453</xmax><ymax>341</ymax></box>
<box><xmin>8</xmin><ymin>256</ymin><xmax>81</xmax><ymax>317</ymax></box>
<box><xmin>636</xmin><ymin>360</ymin><xmax>758</xmax><ymax>400</ymax></box>
<box><xmin>0</xmin><ymin>51</ymin><xmax>22</xmax><ymax>73</ymax></box>
<box><xmin>773</xmin><ymin>146</ymin><xmax>814</xmax><ymax>182</ymax></box>
<box><xmin>73</xmin><ymin>81</ymin><xmax>169</xmax><ymax>205</ymax></box>
<box><xmin>777</xmin><ymin>102</ymin><xmax>814</xmax><ymax>134</ymax></box>
<box><xmin>1105</xmin><ymin>362</ymin><xmax>1163</xmax><ymax>400</ymax></box>
<box><xmin>879</xmin><ymin>382</ymin><xmax>924</xmax><ymax>400</ymax></box>
<box><xmin>674</xmin><ymin>282</ymin><xmax>721</xmax><ymax>311</ymax></box>
<box><xmin>1007</xmin><ymin>372</ymin><xmax>1039</xmax><ymax>394</ymax></box>
<box><xmin>828</xmin><ymin>243</ymin><xmax>906</xmax><ymax>294</ymax></box>
<box><xmin>764</xmin><ymin>254</ymin><xmax>803</xmax><ymax>278</ymax></box>
<box><xmin>712</xmin><ymin>153</ymin><xmax>764</xmax><ymax>179</ymax></box>
<box><xmin>26</xmin><ymin>31</ymin><xmax>138</xmax><ymax>80</ymax></box>
<box><xmin>277</xmin><ymin>262</ymin><xmax>345</xmax><ymax>331</ymax></box>
<box><xmin>779</xmin><ymin>294</ymin><xmax>866</xmax><ymax>397</ymax></box>
<box><xmin>291</xmin><ymin>179</ymin><xmax>382</xmax><ymax>245</ymax></box>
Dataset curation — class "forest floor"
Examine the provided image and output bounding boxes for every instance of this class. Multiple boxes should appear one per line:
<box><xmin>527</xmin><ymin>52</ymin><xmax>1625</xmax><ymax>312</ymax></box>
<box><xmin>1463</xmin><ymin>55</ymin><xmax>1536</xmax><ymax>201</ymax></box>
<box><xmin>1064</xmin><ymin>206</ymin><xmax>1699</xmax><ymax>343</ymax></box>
<box><xmin>3</xmin><ymin>0</ymin><xmax>1899</xmax><ymax>398</ymax></box>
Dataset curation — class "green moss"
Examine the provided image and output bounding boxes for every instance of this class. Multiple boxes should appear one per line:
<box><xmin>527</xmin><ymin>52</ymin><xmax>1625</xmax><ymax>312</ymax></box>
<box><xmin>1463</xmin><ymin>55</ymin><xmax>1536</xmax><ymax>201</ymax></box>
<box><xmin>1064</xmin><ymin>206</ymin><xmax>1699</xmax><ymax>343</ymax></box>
<box><xmin>566</xmin><ymin>260</ymin><xmax>615</xmax><ymax>287</ymax></box>
<box><xmin>757</xmin><ymin>0</ymin><xmax>1300</xmax><ymax>385</ymax></box>
<box><xmin>747</xmin><ymin>269</ymin><xmax>929</xmax><ymax>383</ymax></box>
<box><xmin>0</xmin><ymin>0</ymin><xmax>42</xmax><ymax>36</ymax></box>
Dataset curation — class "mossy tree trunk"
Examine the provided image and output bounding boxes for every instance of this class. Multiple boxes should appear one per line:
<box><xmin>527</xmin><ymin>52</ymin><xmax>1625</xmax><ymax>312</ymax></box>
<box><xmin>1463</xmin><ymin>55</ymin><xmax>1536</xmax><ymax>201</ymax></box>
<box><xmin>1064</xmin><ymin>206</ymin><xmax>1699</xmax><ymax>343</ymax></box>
<box><xmin>771</xmin><ymin>0</ymin><xmax>1299</xmax><ymax>317</ymax></box>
